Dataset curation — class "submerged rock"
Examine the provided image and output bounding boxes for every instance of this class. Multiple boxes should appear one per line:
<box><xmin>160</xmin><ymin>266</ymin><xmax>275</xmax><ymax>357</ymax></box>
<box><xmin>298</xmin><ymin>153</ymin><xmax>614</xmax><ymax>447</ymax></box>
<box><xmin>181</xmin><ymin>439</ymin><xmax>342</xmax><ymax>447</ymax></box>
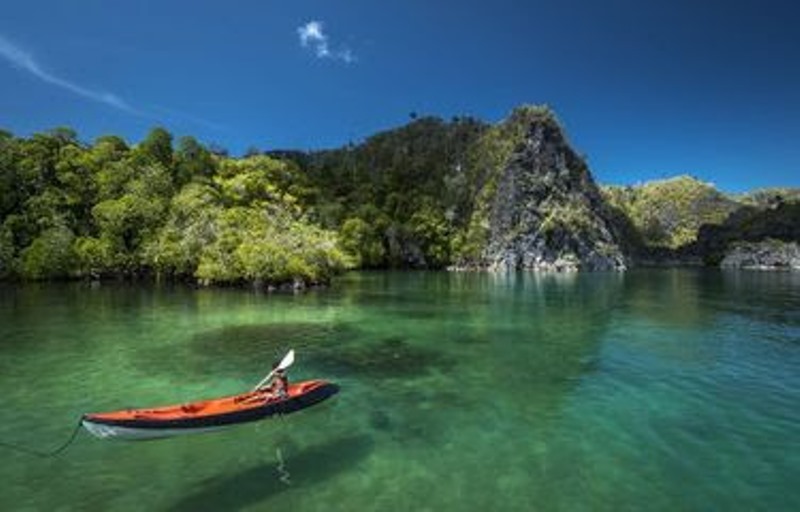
<box><xmin>318</xmin><ymin>336</ymin><xmax>455</xmax><ymax>378</ymax></box>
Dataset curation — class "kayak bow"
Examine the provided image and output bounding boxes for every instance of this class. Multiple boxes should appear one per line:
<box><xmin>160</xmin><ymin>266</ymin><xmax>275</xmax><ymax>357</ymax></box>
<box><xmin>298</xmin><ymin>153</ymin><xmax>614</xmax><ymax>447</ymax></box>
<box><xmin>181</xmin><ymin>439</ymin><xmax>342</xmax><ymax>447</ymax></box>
<box><xmin>81</xmin><ymin>379</ymin><xmax>339</xmax><ymax>440</ymax></box>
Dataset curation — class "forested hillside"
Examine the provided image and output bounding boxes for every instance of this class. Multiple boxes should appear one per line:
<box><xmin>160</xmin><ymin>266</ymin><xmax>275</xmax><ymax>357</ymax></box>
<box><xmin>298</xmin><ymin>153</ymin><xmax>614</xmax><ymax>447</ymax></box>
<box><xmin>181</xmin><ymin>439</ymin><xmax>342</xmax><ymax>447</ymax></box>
<box><xmin>0</xmin><ymin>128</ymin><xmax>348</xmax><ymax>286</ymax></box>
<box><xmin>2</xmin><ymin>107</ymin><xmax>798</xmax><ymax>284</ymax></box>
<box><xmin>603</xmin><ymin>177</ymin><xmax>800</xmax><ymax>264</ymax></box>
<box><xmin>277</xmin><ymin>106</ymin><xmax>628</xmax><ymax>271</ymax></box>
<box><xmin>601</xmin><ymin>176</ymin><xmax>740</xmax><ymax>250</ymax></box>
<box><xmin>272</xmin><ymin>115</ymin><xmax>489</xmax><ymax>268</ymax></box>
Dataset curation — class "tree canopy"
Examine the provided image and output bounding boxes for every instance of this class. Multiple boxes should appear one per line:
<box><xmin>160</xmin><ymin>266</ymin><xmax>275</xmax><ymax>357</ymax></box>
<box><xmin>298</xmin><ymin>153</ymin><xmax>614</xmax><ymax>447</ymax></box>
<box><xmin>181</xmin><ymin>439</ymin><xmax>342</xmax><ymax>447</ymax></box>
<box><xmin>0</xmin><ymin>127</ymin><xmax>350</xmax><ymax>286</ymax></box>
<box><xmin>2</xmin><ymin>112</ymin><xmax>796</xmax><ymax>283</ymax></box>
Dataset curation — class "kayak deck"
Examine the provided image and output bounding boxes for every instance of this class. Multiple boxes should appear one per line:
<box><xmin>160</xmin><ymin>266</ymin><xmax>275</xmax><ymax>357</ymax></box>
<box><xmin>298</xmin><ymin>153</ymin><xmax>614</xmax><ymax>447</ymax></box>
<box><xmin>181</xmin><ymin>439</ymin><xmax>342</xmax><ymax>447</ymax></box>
<box><xmin>82</xmin><ymin>379</ymin><xmax>338</xmax><ymax>440</ymax></box>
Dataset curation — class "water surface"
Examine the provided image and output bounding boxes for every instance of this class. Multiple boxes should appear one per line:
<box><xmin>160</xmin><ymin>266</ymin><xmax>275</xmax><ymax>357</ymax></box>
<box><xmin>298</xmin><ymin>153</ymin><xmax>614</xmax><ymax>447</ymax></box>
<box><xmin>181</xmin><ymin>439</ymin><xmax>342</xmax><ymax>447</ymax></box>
<box><xmin>1</xmin><ymin>270</ymin><xmax>798</xmax><ymax>510</ymax></box>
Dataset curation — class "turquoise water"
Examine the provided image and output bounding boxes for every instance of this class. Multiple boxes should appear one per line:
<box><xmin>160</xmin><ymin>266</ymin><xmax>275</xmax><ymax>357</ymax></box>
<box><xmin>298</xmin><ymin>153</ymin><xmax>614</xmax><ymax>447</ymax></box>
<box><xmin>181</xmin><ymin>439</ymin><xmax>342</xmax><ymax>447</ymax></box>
<box><xmin>0</xmin><ymin>270</ymin><xmax>798</xmax><ymax>511</ymax></box>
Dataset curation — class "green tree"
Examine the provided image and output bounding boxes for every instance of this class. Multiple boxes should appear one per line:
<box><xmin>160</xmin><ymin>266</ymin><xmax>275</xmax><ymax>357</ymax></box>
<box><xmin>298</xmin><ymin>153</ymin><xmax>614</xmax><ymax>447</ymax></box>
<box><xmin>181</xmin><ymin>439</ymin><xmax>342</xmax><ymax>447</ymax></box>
<box><xmin>408</xmin><ymin>204</ymin><xmax>450</xmax><ymax>267</ymax></box>
<box><xmin>136</xmin><ymin>127</ymin><xmax>173</xmax><ymax>168</ymax></box>
<box><xmin>72</xmin><ymin>235</ymin><xmax>115</xmax><ymax>278</ymax></box>
<box><xmin>0</xmin><ymin>132</ymin><xmax>20</xmax><ymax>219</ymax></box>
<box><xmin>146</xmin><ymin>182</ymin><xmax>221</xmax><ymax>278</ymax></box>
<box><xmin>91</xmin><ymin>162</ymin><xmax>172</xmax><ymax>273</ymax></box>
<box><xmin>196</xmin><ymin>205</ymin><xmax>349</xmax><ymax>286</ymax></box>
<box><xmin>339</xmin><ymin>216</ymin><xmax>386</xmax><ymax>268</ymax></box>
<box><xmin>54</xmin><ymin>145</ymin><xmax>99</xmax><ymax>232</ymax></box>
<box><xmin>175</xmin><ymin>136</ymin><xmax>216</xmax><ymax>185</ymax></box>
<box><xmin>18</xmin><ymin>223</ymin><xmax>76</xmax><ymax>279</ymax></box>
<box><xmin>0</xmin><ymin>223</ymin><xmax>14</xmax><ymax>277</ymax></box>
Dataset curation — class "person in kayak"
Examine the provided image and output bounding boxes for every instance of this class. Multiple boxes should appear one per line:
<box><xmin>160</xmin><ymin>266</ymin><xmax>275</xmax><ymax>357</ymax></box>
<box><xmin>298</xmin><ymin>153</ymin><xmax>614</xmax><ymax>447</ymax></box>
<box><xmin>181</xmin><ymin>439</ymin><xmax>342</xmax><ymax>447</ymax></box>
<box><xmin>272</xmin><ymin>367</ymin><xmax>289</xmax><ymax>398</ymax></box>
<box><xmin>264</xmin><ymin>361</ymin><xmax>289</xmax><ymax>399</ymax></box>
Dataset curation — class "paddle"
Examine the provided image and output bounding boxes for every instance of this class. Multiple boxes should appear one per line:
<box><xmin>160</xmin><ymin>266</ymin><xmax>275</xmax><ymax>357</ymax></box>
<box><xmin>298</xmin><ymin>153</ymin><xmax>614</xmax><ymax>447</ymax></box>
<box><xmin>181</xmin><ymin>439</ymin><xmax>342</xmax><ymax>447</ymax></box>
<box><xmin>253</xmin><ymin>349</ymin><xmax>295</xmax><ymax>391</ymax></box>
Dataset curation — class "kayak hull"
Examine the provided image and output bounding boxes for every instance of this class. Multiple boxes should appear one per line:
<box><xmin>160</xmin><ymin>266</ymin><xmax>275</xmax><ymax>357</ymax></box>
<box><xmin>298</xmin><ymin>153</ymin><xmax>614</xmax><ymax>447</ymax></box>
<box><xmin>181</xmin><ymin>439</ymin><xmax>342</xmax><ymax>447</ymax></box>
<box><xmin>81</xmin><ymin>422</ymin><xmax>229</xmax><ymax>440</ymax></box>
<box><xmin>82</xmin><ymin>379</ymin><xmax>338</xmax><ymax>440</ymax></box>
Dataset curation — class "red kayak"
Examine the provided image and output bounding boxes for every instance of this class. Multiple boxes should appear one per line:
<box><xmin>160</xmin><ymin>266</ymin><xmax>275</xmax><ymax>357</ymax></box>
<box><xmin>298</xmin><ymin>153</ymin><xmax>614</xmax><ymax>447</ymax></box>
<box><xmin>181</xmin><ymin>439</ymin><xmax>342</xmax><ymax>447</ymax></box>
<box><xmin>81</xmin><ymin>379</ymin><xmax>339</xmax><ymax>440</ymax></box>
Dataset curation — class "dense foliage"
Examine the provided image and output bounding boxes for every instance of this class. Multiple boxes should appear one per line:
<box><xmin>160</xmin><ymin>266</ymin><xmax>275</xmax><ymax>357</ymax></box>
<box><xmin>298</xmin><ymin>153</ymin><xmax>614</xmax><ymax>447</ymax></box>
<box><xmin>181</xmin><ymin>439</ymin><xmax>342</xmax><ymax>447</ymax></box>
<box><xmin>695</xmin><ymin>199</ymin><xmax>800</xmax><ymax>264</ymax></box>
<box><xmin>270</xmin><ymin>115</ymin><xmax>489</xmax><ymax>268</ymax></box>
<box><xmin>602</xmin><ymin>177</ymin><xmax>800</xmax><ymax>263</ymax></box>
<box><xmin>2</xmin><ymin>109</ymin><xmax>797</xmax><ymax>283</ymax></box>
<box><xmin>272</xmin><ymin>106</ymin><xmax>568</xmax><ymax>269</ymax></box>
<box><xmin>601</xmin><ymin>176</ymin><xmax>740</xmax><ymax>250</ymax></box>
<box><xmin>0</xmin><ymin>128</ymin><xmax>349</xmax><ymax>285</ymax></box>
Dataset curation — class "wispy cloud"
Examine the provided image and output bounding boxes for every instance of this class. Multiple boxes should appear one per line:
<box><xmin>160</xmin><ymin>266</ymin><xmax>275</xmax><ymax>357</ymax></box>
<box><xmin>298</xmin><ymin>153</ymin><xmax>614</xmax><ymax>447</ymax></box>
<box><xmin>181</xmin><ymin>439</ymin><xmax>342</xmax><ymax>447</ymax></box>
<box><xmin>0</xmin><ymin>34</ymin><xmax>140</xmax><ymax>114</ymax></box>
<box><xmin>150</xmin><ymin>104</ymin><xmax>227</xmax><ymax>132</ymax></box>
<box><xmin>0</xmin><ymin>34</ymin><xmax>225</xmax><ymax>131</ymax></box>
<box><xmin>297</xmin><ymin>21</ymin><xmax>355</xmax><ymax>63</ymax></box>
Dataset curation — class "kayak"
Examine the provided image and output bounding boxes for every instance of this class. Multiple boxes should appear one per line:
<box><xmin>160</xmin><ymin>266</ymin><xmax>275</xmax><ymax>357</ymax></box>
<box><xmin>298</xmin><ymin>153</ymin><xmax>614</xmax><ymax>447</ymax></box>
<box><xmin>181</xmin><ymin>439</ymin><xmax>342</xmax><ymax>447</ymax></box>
<box><xmin>81</xmin><ymin>379</ymin><xmax>339</xmax><ymax>440</ymax></box>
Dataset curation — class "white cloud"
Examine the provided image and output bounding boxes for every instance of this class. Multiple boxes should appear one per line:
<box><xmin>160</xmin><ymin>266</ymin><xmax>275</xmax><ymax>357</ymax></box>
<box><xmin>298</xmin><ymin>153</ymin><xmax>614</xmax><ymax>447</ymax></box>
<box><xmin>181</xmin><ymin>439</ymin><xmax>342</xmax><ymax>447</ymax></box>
<box><xmin>298</xmin><ymin>21</ymin><xmax>325</xmax><ymax>47</ymax></box>
<box><xmin>0</xmin><ymin>34</ymin><xmax>224</xmax><ymax>131</ymax></box>
<box><xmin>0</xmin><ymin>34</ymin><xmax>139</xmax><ymax>114</ymax></box>
<box><xmin>297</xmin><ymin>20</ymin><xmax>355</xmax><ymax>63</ymax></box>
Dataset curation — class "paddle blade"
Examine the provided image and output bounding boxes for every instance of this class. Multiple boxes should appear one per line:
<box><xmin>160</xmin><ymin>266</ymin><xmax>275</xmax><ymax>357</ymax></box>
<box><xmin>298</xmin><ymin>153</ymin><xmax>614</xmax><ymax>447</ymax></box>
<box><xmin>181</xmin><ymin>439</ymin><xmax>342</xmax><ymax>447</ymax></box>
<box><xmin>279</xmin><ymin>349</ymin><xmax>296</xmax><ymax>370</ymax></box>
<box><xmin>252</xmin><ymin>349</ymin><xmax>296</xmax><ymax>391</ymax></box>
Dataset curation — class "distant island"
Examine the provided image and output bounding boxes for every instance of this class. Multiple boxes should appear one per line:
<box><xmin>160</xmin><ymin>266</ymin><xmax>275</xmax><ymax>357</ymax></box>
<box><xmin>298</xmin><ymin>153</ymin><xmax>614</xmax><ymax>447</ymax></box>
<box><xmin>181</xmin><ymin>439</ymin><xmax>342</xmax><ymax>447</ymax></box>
<box><xmin>1</xmin><ymin>105</ymin><xmax>798</xmax><ymax>287</ymax></box>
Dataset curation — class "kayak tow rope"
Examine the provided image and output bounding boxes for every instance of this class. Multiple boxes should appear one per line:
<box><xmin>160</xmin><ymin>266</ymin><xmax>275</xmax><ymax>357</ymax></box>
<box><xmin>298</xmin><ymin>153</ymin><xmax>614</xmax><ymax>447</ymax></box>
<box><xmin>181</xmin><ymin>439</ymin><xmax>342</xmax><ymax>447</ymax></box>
<box><xmin>0</xmin><ymin>418</ymin><xmax>83</xmax><ymax>458</ymax></box>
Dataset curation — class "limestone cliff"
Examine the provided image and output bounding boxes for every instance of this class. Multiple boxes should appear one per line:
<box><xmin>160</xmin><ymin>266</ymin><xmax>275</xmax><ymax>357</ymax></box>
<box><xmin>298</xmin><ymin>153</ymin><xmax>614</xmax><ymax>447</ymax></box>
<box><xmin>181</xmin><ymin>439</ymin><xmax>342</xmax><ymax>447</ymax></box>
<box><xmin>476</xmin><ymin>107</ymin><xmax>626</xmax><ymax>271</ymax></box>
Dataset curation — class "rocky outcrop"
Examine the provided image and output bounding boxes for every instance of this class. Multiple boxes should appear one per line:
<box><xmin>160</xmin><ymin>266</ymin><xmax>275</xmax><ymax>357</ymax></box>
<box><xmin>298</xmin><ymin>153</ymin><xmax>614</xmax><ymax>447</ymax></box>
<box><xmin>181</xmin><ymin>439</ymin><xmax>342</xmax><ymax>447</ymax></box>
<box><xmin>721</xmin><ymin>240</ymin><xmax>800</xmax><ymax>270</ymax></box>
<box><xmin>696</xmin><ymin>200</ymin><xmax>800</xmax><ymax>265</ymax></box>
<box><xmin>482</xmin><ymin>108</ymin><xmax>626</xmax><ymax>271</ymax></box>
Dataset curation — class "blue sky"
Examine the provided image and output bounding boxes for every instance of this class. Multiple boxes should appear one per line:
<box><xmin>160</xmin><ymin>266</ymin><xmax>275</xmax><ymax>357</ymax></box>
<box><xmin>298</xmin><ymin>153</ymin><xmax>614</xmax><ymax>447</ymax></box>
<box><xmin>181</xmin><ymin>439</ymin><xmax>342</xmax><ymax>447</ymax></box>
<box><xmin>1</xmin><ymin>1</ymin><xmax>798</xmax><ymax>192</ymax></box>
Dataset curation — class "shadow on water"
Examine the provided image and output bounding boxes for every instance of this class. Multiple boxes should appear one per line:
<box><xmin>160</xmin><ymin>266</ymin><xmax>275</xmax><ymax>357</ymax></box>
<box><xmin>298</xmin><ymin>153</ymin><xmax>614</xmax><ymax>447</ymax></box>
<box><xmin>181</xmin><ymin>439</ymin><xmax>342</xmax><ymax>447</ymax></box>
<box><xmin>189</xmin><ymin>322</ymin><xmax>354</xmax><ymax>354</ymax></box>
<box><xmin>169</xmin><ymin>434</ymin><xmax>374</xmax><ymax>512</ymax></box>
<box><xmin>311</xmin><ymin>336</ymin><xmax>456</xmax><ymax>379</ymax></box>
<box><xmin>136</xmin><ymin>318</ymin><xmax>456</xmax><ymax>384</ymax></box>
<box><xmin>133</xmin><ymin>322</ymin><xmax>360</xmax><ymax>381</ymax></box>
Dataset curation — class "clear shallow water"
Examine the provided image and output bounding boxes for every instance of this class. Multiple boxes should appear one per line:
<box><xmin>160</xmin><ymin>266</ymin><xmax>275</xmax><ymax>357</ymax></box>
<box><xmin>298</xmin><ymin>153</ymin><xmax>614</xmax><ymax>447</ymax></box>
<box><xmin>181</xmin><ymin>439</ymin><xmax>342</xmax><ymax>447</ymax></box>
<box><xmin>0</xmin><ymin>270</ymin><xmax>798</xmax><ymax>511</ymax></box>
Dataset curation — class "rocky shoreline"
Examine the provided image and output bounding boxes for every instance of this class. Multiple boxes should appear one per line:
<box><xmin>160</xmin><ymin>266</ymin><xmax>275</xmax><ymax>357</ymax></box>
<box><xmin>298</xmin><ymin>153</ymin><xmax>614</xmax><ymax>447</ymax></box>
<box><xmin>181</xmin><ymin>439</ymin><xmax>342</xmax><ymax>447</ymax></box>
<box><xmin>720</xmin><ymin>240</ymin><xmax>800</xmax><ymax>271</ymax></box>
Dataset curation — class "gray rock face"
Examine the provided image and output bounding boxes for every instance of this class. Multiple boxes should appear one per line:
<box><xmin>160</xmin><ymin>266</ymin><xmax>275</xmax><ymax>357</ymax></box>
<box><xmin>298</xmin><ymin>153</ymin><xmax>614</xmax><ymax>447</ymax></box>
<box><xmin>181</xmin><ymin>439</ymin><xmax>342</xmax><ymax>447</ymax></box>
<box><xmin>484</xmin><ymin>113</ymin><xmax>626</xmax><ymax>271</ymax></box>
<box><xmin>721</xmin><ymin>240</ymin><xmax>800</xmax><ymax>270</ymax></box>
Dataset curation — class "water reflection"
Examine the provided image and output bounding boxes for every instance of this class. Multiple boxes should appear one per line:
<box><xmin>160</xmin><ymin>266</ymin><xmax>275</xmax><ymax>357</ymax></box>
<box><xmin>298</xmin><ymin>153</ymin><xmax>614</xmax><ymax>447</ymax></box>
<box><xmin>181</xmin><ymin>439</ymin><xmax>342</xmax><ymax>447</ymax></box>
<box><xmin>620</xmin><ymin>269</ymin><xmax>719</xmax><ymax>328</ymax></box>
<box><xmin>720</xmin><ymin>270</ymin><xmax>800</xmax><ymax>327</ymax></box>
